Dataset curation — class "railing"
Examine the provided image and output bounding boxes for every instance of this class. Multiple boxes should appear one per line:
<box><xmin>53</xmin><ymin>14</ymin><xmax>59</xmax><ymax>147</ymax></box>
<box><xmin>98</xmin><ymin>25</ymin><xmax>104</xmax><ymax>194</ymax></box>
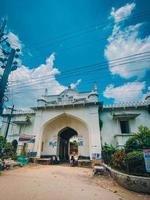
<box><xmin>114</xmin><ymin>133</ymin><xmax>134</xmax><ymax>147</ymax></box>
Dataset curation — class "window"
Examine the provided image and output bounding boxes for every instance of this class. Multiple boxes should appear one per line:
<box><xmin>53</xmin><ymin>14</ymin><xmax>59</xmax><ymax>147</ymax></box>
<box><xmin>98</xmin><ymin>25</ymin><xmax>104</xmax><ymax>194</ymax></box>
<box><xmin>120</xmin><ymin>120</ymin><xmax>130</xmax><ymax>134</ymax></box>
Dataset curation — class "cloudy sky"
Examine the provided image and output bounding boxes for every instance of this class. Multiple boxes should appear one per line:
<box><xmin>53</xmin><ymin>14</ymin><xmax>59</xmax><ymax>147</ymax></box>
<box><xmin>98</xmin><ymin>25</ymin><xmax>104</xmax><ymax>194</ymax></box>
<box><xmin>0</xmin><ymin>0</ymin><xmax>150</xmax><ymax>108</ymax></box>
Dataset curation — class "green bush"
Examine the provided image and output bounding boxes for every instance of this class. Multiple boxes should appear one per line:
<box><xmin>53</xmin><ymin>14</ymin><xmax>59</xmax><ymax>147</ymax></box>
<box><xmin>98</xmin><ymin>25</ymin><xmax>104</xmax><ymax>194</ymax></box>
<box><xmin>111</xmin><ymin>149</ymin><xmax>126</xmax><ymax>171</ymax></box>
<box><xmin>3</xmin><ymin>142</ymin><xmax>17</xmax><ymax>160</ymax></box>
<box><xmin>102</xmin><ymin>143</ymin><xmax>116</xmax><ymax>164</ymax></box>
<box><xmin>125</xmin><ymin>151</ymin><xmax>146</xmax><ymax>176</ymax></box>
<box><xmin>109</xmin><ymin>126</ymin><xmax>150</xmax><ymax>176</ymax></box>
<box><xmin>125</xmin><ymin>125</ymin><xmax>150</xmax><ymax>153</ymax></box>
<box><xmin>0</xmin><ymin>136</ymin><xmax>17</xmax><ymax>160</ymax></box>
<box><xmin>0</xmin><ymin>136</ymin><xmax>4</xmax><ymax>158</ymax></box>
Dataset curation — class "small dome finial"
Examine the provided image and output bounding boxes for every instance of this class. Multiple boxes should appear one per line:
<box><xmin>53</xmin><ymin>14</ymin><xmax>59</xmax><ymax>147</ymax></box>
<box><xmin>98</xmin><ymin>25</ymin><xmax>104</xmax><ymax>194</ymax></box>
<box><xmin>93</xmin><ymin>83</ymin><xmax>98</xmax><ymax>92</ymax></box>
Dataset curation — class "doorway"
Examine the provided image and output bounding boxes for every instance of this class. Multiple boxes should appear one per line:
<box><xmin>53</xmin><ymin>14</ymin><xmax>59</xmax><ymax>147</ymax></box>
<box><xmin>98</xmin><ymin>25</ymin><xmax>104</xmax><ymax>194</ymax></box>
<box><xmin>58</xmin><ymin>127</ymin><xmax>78</xmax><ymax>162</ymax></box>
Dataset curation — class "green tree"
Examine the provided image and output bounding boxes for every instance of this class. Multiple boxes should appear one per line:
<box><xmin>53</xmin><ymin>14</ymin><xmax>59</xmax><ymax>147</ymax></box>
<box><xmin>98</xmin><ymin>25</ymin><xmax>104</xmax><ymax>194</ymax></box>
<box><xmin>111</xmin><ymin>149</ymin><xmax>126</xmax><ymax>170</ymax></box>
<box><xmin>102</xmin><ymin>143</ymin><xmax>116</xmax><ymax>164</ymax></box>
<box><xmin>125</xmin><ymin>125</ymin><xmax>150</xmax><ymax>153</ymax></box>
<box><xmin>0</xmin><ymin>136</ymin><xmax>16</xmax><ymax>160</ymax></box>
<box><xmin>125</xmin><ymin>151</ymin><xmax>146</xmax><ymax>176</ymax></box>
<box><xmin>0</xmin><ymin>136</ymin><xmax>4</xmax><ymax>157</ymax></box>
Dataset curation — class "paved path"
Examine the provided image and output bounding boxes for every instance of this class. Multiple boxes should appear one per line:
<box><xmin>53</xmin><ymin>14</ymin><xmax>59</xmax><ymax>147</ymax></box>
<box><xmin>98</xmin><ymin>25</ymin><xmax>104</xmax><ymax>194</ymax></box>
<box><xmin>0</xmin><ymin>165</ymin><xmax>149</xmax><ymax>200</ymax></box>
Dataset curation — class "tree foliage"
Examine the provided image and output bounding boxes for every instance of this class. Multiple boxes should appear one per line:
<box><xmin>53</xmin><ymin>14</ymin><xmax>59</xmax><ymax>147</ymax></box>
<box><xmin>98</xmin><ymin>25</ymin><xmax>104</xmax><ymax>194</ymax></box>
<box><xmin>0</xmin><ymin>136</ymin><xmax>16</xmax><ymax>160</ymax></box>
<box><xmin>102</xmin><ymin>143</ymin><xmax>116</xmax><ymax>164</ymax></box>
<box><xmin>0</xmin><ymin>136</ymin><xmax>4</xmax><ymax>156</ymax></box>
<box><xmin>109</xmin><ymin>126</ymin><xmax>150</xmax><ymax>176</ymax></box>
<box><xmin>111</xmin><ymin>149</ymin><xmax>126</xmax><ymax>170</ymax></box>
<box><xmin>125</xmin><ymin>151</ymin><xmax>146</xmax><ymax>175</ymax></box>
<box><xmin>125</xmin><ymin>125</ymin><xmax>150</xmax><ymax>153</ymax></box>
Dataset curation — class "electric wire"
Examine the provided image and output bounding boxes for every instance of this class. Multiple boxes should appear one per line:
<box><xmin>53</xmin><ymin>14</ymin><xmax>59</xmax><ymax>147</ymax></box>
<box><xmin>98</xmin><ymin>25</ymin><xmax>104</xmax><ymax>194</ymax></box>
<box><xmin>7</xmin><ymin>54</ymin><xmax>150</xmax><ymax>90</ymax></box>
<box><xmin>9</xmin><ymin>51</ymin><xmax>150</xmax><ymax>85</ymax></box>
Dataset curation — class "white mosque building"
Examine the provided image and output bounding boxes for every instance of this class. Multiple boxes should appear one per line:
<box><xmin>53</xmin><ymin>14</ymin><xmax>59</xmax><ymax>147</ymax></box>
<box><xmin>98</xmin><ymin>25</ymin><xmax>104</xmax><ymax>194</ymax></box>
<box><xmin>1</xmin><ymin>86</ymin><xmax>150</xmax><ymax>162</ymax></box>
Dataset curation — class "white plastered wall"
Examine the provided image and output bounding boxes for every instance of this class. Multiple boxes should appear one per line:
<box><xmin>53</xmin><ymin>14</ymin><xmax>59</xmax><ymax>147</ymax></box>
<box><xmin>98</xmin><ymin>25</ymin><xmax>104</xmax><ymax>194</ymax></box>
<box><xmin>100</xmin><ymin>108</ymin><xmax>150</xmax><ymax>146</ymax></box>
<box><xmin>1</xmin><ymin>115</ymin><xmax>35</xmax><ymax>142</ymax></box>
<box><xmin>33</xmin><ymin>105</ymin><xmax>101</xmax><ymax>159</ymax></box>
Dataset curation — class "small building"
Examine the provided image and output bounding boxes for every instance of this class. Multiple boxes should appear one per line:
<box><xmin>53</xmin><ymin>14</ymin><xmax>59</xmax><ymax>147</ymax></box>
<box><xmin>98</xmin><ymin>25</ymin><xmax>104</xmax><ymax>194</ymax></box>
<box><xmin>1</xmin><ymin>87</ymin><xmax>150</xmax><ymax>161</ymax></box>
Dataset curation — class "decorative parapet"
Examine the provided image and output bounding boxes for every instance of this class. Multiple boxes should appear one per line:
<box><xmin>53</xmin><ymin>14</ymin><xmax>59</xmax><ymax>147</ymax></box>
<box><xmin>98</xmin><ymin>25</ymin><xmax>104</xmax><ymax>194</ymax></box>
<box><xmin>36</xmin><ymin>88</ymin><xmax>99</xmax><ymax>108</ymax></box>
<box><xmin>103</xmin><ymin>101</ymin><xmax>149</xmax><ymax>109</ymax></box>
<box><xmin>3</xmin><ymin>109</ymin><xmax>35</xmax><ymax>116</ymax></box>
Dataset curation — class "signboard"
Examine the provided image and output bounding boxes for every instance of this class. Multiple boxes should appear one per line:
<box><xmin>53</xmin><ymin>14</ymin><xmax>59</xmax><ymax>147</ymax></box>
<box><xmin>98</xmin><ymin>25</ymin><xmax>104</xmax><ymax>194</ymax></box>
<box><xmin>19</xmin><ymin>134</ymin><xmax>36</xmax><ymax>143</ymax></box>
<box><xmin>49</xmin><ymin>141</ymin><xmax>57</xmax><ymax>148</ymax></box>
<box><xmin>143</xmin><ymin>149</ymin><xmax>150</xmax><ymax>173</ymax></box>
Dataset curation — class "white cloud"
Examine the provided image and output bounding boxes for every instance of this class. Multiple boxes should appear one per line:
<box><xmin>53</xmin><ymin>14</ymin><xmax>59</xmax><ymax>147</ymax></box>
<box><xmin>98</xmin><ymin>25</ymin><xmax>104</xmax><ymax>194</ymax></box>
<box><xmin>103</xmin><ymin>82</ymin><xmax>145</xmax><ymax>103</ymax></box>
<box><xmin>2</xmin><ymin>32</ymin><xmax>81</xmax><ymax>108</ymax></box>
<box><xmin>0</xmin><ymin>31</ymin><xmax>22</xmax><ymax>75</ymax></box>
<box><xmin>111</xmin><ymin>3</ymin><xmax>135</xmax><ymax>23</ymax></box>
<box><xmin>7</xmin><ymin>53</ymin><xmax>66</xmax><ymax>108</ymax></box>
<box><xmin>1</xmin><ymin>29</ymin><xmax>83</xmax><ymax>109</ymax></box>
<box><xmin>8</xmin><ymin>32</ymin><xmax>22</xmax><ymax>66</ymax></box>
<box><xmin>105</xmin><ymin>3</ymin><xmax>150</xmax><ymax>79</ymax></box>
<box><xmin>70</xmin><ymin>79</ymin><xmax>82</xmax><ymax>89</ymax></box>
<box><xmin>7</xmin><ymin>32</ymin><xmax>22</xmax><ymax>50</ymax></box>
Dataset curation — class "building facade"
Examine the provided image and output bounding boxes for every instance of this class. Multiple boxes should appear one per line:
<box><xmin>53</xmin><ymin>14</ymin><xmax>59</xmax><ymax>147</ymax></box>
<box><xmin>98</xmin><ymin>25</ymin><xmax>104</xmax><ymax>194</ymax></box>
<box><xmin>1</xmin><ymin>87</ymin><xmax>150</xmax><ymax>161</ymax></box>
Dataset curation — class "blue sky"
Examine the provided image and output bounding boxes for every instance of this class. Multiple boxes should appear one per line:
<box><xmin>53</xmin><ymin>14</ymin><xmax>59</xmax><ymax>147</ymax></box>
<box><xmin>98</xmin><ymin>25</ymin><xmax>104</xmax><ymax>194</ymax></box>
<box><xmin>0</xmin><ymin>0</ymin><xmax>150</xmax><ymax>107</ymax></box>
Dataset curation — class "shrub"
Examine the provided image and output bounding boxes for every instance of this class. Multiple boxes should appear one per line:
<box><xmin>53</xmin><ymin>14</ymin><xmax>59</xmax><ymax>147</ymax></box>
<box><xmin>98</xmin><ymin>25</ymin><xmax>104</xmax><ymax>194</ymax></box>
<box><xmin>111</xmin><ymin>149</ymin><xmax>126</xmax><ymax>171</ymax></box>
<box><xmin>110</xmin><ymin>126</ymin><xmax>150</xmax><ymax>176</ymax></box>
<box><xmin>125</xmin><ymin>125</ymin><xmax>150</xmax><ymax>153</ymax></box>
<box><xmin>2</xmin><ymin>142</ymin><xmax>17</xmax><ymax>160</ymax></box>
<box><xmin>125</xmin><ymin>151</ymin><xmax>146</xmax><ymax>176</ymax></box>
<box><xmin>0</xmin><ymin>136</ymin><xmax>4</xmax><ymax>157</ymax></box>
<box><xmin>102</xmin><ymin>143</ymin><xmax>116</xmax><ymax>164</ymax></box>
<box><xmin>0</xmin><ymin>136</ymin><xmax>17</xmax><ymax>160</ymax></box>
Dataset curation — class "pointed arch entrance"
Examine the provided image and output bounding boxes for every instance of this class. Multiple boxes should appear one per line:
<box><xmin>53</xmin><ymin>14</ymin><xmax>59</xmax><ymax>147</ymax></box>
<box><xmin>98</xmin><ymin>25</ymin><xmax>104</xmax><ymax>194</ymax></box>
<box><xmin>58</xmin><ymin>127</ymin><xmax>78</xmax><ymax>161</ymax></box>
<box><xmin>40</xmin><ymin>113</ymin><xmax>90</xmax><ymax>159</ymax></box>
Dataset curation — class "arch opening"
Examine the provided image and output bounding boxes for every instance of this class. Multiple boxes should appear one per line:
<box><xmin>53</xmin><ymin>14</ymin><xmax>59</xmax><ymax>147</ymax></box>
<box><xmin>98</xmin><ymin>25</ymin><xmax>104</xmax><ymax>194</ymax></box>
<box><xmin>58</xmin><ymin>127</ymin><xmax>78</xmax><ymax>162</ymax></box>
<box><xmin>41</xmin><ymin>113</ymin><xmax>90</xmax><ymax>160</ymax></box>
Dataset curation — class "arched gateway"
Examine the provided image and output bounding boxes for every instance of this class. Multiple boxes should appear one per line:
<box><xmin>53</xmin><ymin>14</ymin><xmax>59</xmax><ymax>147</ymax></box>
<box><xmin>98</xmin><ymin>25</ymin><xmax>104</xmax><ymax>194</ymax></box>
<box><xmin>40</xmin><ymin>113</ymin><xmax>90</xmax><ymax>160</ymax></box>
<box><xmin>30</xmin><ymin>87</ymin><xmax>102</xmax><ymax>161</ymax></box>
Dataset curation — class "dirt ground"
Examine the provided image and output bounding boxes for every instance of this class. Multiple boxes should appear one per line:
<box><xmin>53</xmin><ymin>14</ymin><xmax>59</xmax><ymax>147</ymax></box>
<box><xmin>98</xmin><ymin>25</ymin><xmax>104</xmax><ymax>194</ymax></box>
<box><xmin>0</xmin><ymin>164</ymin><xmax>150</xmax><ymax>200</ymax></box>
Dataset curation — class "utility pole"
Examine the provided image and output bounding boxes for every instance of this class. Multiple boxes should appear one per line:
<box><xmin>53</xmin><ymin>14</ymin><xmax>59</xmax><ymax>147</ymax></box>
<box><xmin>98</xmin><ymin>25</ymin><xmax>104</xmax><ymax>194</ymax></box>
<box><xmin>0</xmin><ymin>48</ymin><xmax>16</xmax><ymax>115</ymax></box>
<box><xmin>3</xmin><ymin>105</ymin><xmax>14</xmax><ymax>145</ymax></box>
<box><xmin>0</xmin><ymin>18</ymin><xmax>20</xmax><ymax>115</ymax></box>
